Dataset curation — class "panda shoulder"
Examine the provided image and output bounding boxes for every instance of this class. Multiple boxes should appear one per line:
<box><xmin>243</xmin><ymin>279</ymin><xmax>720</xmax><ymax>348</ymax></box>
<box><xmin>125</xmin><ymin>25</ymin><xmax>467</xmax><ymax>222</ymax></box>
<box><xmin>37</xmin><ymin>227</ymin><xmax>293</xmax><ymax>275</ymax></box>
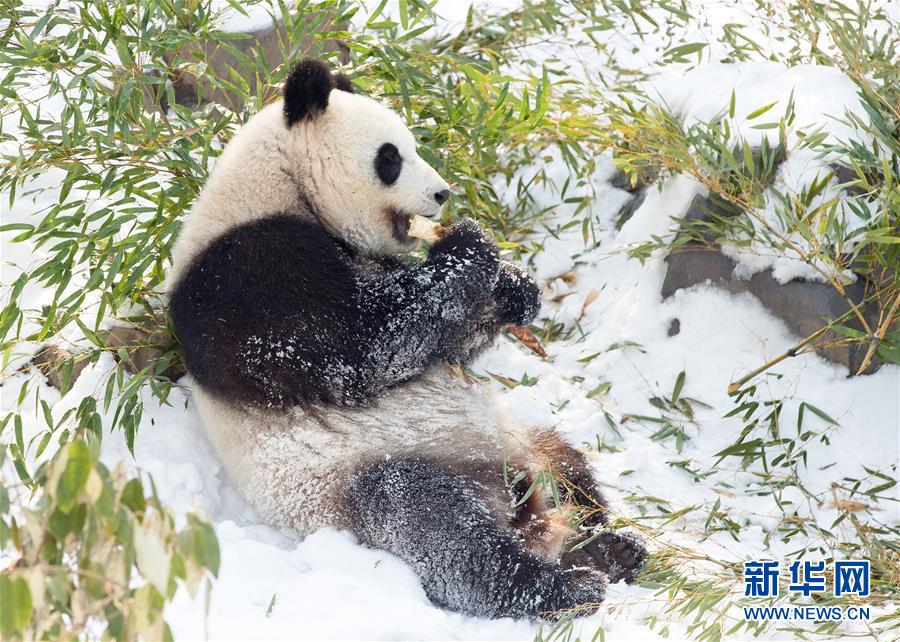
<box><xmin>231</xmin><ymin>213</ymin><xmax>354</xmax><ymax>268</ymax></box>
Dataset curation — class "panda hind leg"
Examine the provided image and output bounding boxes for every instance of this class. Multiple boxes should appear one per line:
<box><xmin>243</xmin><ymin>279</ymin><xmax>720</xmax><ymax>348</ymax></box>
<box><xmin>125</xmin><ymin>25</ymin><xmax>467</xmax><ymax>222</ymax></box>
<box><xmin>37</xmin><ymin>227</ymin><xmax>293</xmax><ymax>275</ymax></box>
<box><xmin>346</xmin><ymin>457</ymin><xmax>605</xmax><ymax>619</ymax></box>
<box><xmin>528</xmin><ymin>430</ymin><xmax>647</xmax><ymax>585</ymax></box>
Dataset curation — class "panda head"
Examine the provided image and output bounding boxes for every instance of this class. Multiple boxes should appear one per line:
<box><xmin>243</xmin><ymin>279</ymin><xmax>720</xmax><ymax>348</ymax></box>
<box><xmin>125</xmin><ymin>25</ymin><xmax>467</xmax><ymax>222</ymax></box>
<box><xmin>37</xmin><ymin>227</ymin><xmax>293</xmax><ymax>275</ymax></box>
<box><xmin>283</xmin><ymin>59</ymin><xmax>450</xmax><ymax>256</ymax></box>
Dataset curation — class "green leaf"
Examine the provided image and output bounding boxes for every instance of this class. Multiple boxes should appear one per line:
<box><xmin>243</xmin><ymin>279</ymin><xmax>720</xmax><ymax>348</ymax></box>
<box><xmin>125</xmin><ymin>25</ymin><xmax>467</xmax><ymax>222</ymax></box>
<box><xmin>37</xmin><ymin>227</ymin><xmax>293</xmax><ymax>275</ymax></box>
<box><xmin>746</xmin><ymin>101</ymin><xmax>778</xmax><ymax>120</ymax></box>
<box><xmin>587</xmin><ymin>381</ymin><xmax>612</xmax><ymax>398</ymax></box>
<box><xmin>125</xmin><ymin>420</ymin><xmax>136</xmax><ymax>456</ymax></box>
<box><xmin>867</xmin><ymin>479</ymin><xmax>897</xmax><ymax>495</ymax></box>
<box><xmin>0</xmin><ymin>575</ymin><xmax>32</xmax><ymax>639</ymax></box>
<box><xmin>671</xmin><ymin>371</ymin><xmax>685</xmax><ymax>404</ymax></box>
<box><xmin>14</xmin><ymin>415</ymin><xmax>23</xmax><ymax>458</ymax></box>
<box><xmin>198</xmin><ymin>523</ymin><xmax>221</xmax><ymax>577</ymax></box>
<box><xmin>804</xmin><ymin>403</ymin><xmax>837</xmax><ymax>425</ymax></box>
<box><xmin>863</xmin><ymin>232</ymin><xmax>900</xmax><ymax>244</ymax></box>
<box><xmin>714</xmin><ymin>438</ymin><xmax>764</xmax><ymax>458</ymax></box>
<box><xmin>183</xmin><ymin>516</ymin><xmax>221</xmax><ymax>576</ymax></box>
<box><xmin>40</xmin><ymin>400</ymin><xmax>54</xmax><ymax>430</ymax></box>
<box><xmin>662</xmin><ymin>42</ymin><xmax>707</xmax><ymax>61</ymax></box>
<box><xmin>0</xmin><ymin>224</ymin><xmax>33</xmax><ymax>233</ymax></box>
<box><xmin>121</xmin><ymin>478</ymin><xmax>147</xmax><ymax>515</ymax></box>
<box><xmin>399</xmin><ymin>0</ymin><xmax>408</xmax><ymax>29</ymax></box>
<box><xmin>56</xmin><ymin>440</ymin><xmax>92</xmax><ymax>509</ymax></box>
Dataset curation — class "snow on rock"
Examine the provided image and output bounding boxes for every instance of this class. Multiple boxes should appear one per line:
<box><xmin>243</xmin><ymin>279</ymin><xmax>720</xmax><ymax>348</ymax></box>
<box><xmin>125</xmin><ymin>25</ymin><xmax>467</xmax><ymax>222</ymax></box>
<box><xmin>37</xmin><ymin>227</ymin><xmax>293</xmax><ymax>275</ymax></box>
<box><xmin>652</xmin><ymin>62</ymin><xmax>870</xmax><ymax>284</ymax></box>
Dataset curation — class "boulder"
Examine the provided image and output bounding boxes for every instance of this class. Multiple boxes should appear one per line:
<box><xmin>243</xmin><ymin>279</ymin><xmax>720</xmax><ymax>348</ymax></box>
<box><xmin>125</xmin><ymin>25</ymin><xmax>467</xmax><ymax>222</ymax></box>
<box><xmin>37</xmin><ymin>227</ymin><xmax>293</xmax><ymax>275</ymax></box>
<box><xmin>162</xmin><ymin>16</ymin><xmax>348</xmax><ymax>112</ymax></box>
<box><xmin>662</xmin><ymin>243</ymin><xmax>881</xmax><ymax>373</ymax></box>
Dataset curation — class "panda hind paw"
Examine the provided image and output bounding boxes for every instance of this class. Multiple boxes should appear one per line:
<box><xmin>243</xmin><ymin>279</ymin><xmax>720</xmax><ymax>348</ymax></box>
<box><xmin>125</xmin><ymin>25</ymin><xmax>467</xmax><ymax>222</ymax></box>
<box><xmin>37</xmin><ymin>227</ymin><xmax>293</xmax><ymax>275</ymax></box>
<box><xmin>583</xmin><ymin>530</ymin><xmax>646</xmax><ymax>585</ymax></box>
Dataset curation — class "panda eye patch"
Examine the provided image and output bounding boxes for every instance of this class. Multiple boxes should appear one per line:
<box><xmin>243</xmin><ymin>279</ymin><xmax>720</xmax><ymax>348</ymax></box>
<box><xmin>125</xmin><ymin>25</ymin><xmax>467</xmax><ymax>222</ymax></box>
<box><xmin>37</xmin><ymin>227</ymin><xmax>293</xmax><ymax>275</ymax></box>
<box><xmin>375</xmin><ymin>143</ymin><xmax>403</xmax><ymax>186</ymax></box>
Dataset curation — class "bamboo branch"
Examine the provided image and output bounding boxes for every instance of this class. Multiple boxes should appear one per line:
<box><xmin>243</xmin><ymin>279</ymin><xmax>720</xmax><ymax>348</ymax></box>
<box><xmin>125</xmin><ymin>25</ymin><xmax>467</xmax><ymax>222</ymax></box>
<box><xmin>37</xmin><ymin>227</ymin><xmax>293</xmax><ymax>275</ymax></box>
<box><xmin>727</xmin><ymin>304</ymin><xmax>863</xmax><ymax>394</ymax></box>
<box><xmin>856</xmin><ymin>291</ymin><xmax>900</xmax><ymax>375</ymax></box>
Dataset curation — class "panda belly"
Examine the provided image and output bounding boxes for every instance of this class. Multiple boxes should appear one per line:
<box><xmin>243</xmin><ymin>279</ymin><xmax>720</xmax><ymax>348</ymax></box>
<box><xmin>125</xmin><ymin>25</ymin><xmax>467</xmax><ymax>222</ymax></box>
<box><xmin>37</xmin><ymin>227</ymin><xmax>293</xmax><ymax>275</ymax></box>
<box><xmin>193</xmin><ymin>365</ymin><xmax>525</xmax><ymax>533</ymax></box>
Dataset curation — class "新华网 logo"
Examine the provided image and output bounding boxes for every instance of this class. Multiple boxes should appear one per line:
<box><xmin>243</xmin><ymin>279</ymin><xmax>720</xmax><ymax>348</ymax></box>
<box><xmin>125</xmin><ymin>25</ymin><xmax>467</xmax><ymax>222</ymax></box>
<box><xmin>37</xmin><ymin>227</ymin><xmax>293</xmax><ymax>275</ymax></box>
<box><xmin>741</xmin><ymin>560</ymin><xmax>871</xmax><ymax>622</ymax></box>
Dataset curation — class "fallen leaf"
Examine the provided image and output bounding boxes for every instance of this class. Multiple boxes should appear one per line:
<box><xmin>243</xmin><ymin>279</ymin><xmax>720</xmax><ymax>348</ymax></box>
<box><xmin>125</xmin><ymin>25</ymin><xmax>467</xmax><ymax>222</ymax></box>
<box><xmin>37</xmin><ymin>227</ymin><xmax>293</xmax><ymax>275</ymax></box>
<box><xmin>487</xmin><ymin>371</ymin><xmax>518</xmax><ymax>388</ymax></box>
<box><xmin>580</xmin><ymin>288</ymin><xmax>599</xmax><ymax>316</ymax></box>
<box><xmin>505</xmin><ymin>325</ymin><xmax>548</xmax><ymax>358</ymax></box>
<box><xmin>830</xmin><ymin>499</ymin><xmax>867</xmax><ymax>513</ymax></box>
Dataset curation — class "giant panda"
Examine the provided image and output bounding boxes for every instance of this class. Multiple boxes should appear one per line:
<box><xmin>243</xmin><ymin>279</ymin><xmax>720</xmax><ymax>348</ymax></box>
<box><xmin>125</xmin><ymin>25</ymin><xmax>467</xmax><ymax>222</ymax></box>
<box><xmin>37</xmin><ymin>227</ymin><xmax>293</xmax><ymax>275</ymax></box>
<box><xmin>168</xmin><ymin>58</ymin><xmax>645</xmax><ymax>620</ymax></box>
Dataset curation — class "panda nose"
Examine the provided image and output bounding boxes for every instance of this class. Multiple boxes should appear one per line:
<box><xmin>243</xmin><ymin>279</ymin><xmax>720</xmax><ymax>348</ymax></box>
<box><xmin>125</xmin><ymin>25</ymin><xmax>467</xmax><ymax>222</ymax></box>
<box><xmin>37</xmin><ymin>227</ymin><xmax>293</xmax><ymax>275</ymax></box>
<box><xmin>433</xmin><ymin>189</ymin><xmax>450</xmax><ymax>205</ymax></box>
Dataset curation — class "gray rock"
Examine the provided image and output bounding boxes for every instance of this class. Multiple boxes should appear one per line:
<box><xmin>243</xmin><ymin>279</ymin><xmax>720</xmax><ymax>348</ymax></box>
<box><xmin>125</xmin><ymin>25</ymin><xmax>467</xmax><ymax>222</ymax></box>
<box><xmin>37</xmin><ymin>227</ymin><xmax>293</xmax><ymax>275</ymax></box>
<box><xmin>103</xmin><ymin>316</ymin><xmax>184</xmax><ymax>380</ymax></box>
<box><xmin>667</xmin><ymin>318</ymin><xmax>680</xmax><ymax>336</ymax></box>
<box><xmin>615</xmin><ymin>190</ymin><xmax>646</xmax><ymax>229</ymax></box>
<box><xmin>662</xmin><ymin>243</ymin><xmax>881</xmax><ymax>373</ymax></box>
<box><xmin>165</xmin><ymin>17</ymin><xmax>348</xmax><ymax>112</ymax></box>
<box><xmin>32</xmin><ymin>345</ymin><xmax>90</xmax><ymax>390</ymax></box>
<box><xmin>659</xmin><ymin>145</ymin><xmax>881</xmax><ymax>375</ymax></box>
<box><xmin>33</xmin><ymin>312</ymin><xmax>185</xmax><ymax>391</ymax></box>
<box><xmin>127</xmin><ymin>14</ymin><xmax>348</xmax><ymax>113</ymax></box>
<box><xmin>829</xmin><ymin>163</ymin><xmax>867</xmax><ymax>198</ymax></box>
<box><xmin>609</xmin><ymin>165</ymin><xmax>661</xmax><ymax>194</ymax></box>
<box><xmin>674</xmin><ymin>193</ymin><xmax>744</xmax><ymax>243</ymax></box>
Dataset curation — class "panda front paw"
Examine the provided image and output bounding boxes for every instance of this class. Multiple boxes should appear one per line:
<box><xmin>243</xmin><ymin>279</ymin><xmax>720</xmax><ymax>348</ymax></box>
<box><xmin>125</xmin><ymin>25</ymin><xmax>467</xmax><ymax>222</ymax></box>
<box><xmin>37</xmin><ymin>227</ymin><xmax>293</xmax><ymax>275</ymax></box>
<box><xmin>429</xmin><ymin>218</ymin><xmax>499</xmax><ymax>270</ymax></box>
<box><xmin>493</xmin><ymin>262</ymin><xmax>542</xmax><ymax>326</ymax></box>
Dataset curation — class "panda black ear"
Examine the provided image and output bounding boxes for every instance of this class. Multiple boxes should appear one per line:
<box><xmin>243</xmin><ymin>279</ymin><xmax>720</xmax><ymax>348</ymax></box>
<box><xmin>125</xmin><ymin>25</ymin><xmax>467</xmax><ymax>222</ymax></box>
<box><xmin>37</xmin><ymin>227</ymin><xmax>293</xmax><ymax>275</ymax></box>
<box><xmin>283</xmin><ymin>59</ymin><xmax>334</xmax><ymax>126</ymax></box>
<box><xmin>333</xmin><ymin>73</ymin><xmax>355</xmax><ymax>94</ymax></box>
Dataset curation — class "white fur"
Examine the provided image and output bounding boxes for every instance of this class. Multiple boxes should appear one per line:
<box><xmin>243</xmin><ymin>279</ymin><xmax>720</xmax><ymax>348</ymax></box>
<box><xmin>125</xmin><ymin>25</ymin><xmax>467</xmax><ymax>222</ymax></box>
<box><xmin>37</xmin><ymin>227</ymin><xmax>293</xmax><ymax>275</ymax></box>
<box><xmin>195</xmin><ymin>365</ymin><xmax>533</xmax><ymax>532</ymax></box>
<box><xmin>169</xmin><ymin>90</ymin><xmax>448</xmax><ymax>287</ymax></box>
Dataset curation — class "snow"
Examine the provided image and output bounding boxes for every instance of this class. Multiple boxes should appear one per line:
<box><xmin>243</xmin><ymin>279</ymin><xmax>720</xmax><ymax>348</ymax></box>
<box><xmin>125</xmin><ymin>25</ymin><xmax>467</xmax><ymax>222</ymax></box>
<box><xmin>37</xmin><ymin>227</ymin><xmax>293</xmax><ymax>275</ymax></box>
<box><xmin>2</xmin><ymin>1</ymin><xmax>898</xmax><ymax>641</ymax></box>
<box><xmin>652</xmin><ymin>62</ymin><xmax>870</xmax><ymax>285</ymax></box>
<box><xmin>213</xmin><ymin>4</ymin><xmax>281</xmax><ymax>34</ymax></box>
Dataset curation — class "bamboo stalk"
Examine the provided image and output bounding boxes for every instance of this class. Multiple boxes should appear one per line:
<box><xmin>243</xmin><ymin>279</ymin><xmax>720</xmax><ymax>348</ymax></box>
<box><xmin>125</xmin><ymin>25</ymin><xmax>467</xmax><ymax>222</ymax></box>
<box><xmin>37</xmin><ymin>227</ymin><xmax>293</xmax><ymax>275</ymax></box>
<box><xmin>856</xmin><ymin>291</ymin><xmax>899</xmax><ymax>375</ymax></box>
<box><xmin>727</xmin><ymin>305</ymin><xmax>862</xmax><ymax>394</ymax></box>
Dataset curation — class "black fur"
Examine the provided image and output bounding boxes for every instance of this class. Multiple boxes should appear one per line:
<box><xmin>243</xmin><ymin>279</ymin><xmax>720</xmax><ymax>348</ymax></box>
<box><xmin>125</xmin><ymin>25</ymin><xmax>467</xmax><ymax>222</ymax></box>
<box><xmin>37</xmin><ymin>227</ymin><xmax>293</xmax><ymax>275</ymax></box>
<box><xmin>347</xmin><ymin>457</ymin><xmax>606</xmax><ymax>619</ymax></box>
<box><xmin>283</xmin><ymin>59</ymin><xmax>353</xmax><ymax>126</ymax></box>
<box><xmin>169</xmin><ymin>214</ymin><xmax>540</xmax><ymax>408</ymax></box>
<box><xmin>442</xmin><ymin>304</ymin><xmax>502</xmax><ymax>365</ymax></box>
<box><xmin>556</xmin><ymin>462</ymin><xmax>647</xmax><ymax>582</ymax></box>
<box><xmin>493</xmin><ymin>262</ymin><xmax>542</xmax><ymax>326</ymax></box>
<box><xmin>333</xmin><ymin>73</ymin><xmax>354</xmax><ymax>94</ymax></box>
<box><xmin>375</xmin><ymin>143</ymin><xmax>403</xmax><ymax>185</ymax></box>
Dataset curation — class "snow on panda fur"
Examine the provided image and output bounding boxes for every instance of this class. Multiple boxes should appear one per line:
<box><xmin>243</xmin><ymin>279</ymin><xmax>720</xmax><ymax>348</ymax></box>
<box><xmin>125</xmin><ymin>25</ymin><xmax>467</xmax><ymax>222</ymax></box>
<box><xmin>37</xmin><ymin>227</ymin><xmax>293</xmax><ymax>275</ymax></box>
<box><xmin>168</xmin><ymin>59</ymin><xmax>644</xmax><ymax>619</ymax></box>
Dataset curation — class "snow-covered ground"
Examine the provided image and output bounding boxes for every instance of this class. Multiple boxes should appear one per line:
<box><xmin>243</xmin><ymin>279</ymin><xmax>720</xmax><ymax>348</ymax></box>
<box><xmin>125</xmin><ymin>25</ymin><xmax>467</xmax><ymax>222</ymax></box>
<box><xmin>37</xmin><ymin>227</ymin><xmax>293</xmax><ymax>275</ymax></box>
<box><xmin>2</xmin><ymin>1</ymin><xmax>897</xmax><ymax>641</ymax></box>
